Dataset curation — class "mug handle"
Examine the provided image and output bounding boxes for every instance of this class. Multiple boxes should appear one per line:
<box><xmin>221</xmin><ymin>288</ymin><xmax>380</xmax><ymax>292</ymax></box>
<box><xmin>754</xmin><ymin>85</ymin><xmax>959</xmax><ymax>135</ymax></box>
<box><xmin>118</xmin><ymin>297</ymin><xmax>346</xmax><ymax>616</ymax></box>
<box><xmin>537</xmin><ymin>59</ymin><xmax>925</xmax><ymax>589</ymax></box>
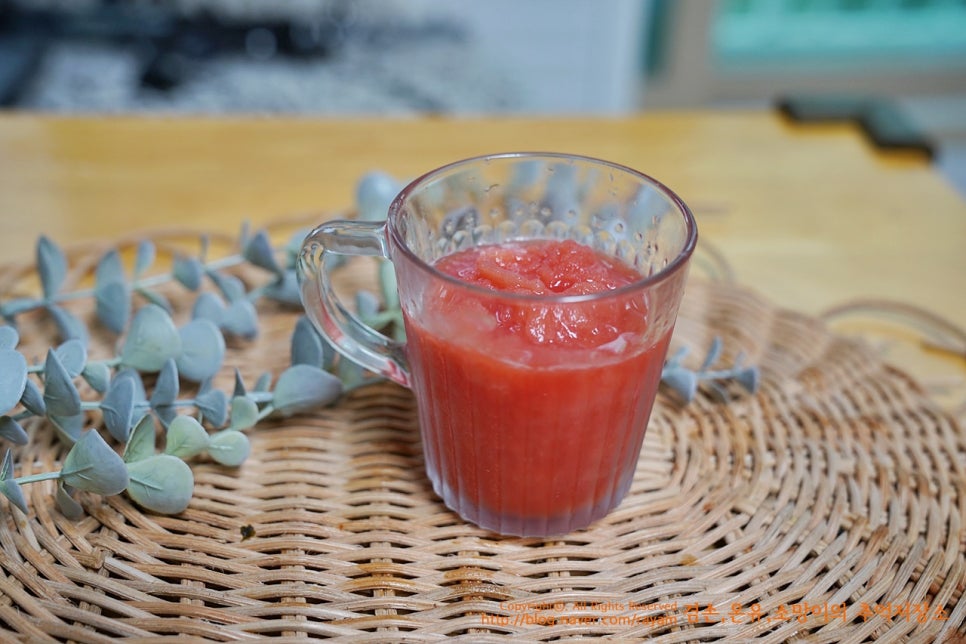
<box><xmin>297</xmin><ymin>220</ymin><xmax>411</xmax><ymax>387</ymax></box>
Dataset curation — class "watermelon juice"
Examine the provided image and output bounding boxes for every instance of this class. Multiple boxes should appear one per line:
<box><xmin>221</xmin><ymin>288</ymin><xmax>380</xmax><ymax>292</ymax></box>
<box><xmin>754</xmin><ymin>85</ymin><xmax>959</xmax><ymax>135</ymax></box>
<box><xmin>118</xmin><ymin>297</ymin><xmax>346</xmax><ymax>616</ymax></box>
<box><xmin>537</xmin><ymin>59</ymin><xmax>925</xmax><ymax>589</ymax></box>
<box><xmin>403</xmin><ymin>239</ymin><xmax>672</xmax><ymax>536</ymax></box>
<box><xmin>298</xmin><ymin>152</ymin><xmax>696</xmax><ymax>537</ymax></box>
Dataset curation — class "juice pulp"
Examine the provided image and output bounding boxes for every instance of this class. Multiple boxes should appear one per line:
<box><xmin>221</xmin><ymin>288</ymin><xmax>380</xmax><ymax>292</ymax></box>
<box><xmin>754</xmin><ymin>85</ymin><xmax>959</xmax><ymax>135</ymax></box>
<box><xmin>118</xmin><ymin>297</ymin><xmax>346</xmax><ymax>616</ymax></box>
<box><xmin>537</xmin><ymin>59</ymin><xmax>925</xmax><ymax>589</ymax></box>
<box><xmin>404</xmin><ymin>239</ymin><xmax>671</xmax><ymax>535</ymax></box>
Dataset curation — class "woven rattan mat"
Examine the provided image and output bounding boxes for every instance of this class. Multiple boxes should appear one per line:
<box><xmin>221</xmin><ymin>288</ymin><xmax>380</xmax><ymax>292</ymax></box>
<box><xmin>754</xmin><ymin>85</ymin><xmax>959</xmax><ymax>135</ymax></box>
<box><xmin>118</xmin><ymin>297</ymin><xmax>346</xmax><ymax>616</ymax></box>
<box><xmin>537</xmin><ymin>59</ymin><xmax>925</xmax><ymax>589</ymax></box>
<box><xmin>0</xmin><ymin>231</ymin><xmax>964</xmax><ymax>643</ymax></box>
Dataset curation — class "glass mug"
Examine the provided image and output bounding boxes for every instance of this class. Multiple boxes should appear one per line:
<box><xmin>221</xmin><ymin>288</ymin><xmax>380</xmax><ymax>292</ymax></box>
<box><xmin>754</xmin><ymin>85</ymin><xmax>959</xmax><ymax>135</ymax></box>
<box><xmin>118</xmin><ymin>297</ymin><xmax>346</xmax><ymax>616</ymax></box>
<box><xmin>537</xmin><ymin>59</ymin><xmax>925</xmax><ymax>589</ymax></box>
<box><xmin>298</xmin><ymin>152</ymin><xmax>696</xmax><ymax>537</ymax></box>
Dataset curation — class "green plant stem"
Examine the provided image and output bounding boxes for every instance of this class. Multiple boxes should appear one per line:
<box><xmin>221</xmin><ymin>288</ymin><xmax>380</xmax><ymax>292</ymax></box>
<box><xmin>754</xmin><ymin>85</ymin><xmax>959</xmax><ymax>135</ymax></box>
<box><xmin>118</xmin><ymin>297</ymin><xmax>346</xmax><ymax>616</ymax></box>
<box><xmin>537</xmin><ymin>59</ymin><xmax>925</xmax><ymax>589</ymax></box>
<box><xmin>13</xmin><ymin>471</ymin><xmax>61</xmax><ymax>485</ymax></box>
<box><xmin>27</xmin><ymin>357</ymin><xmax>116</xmax><ymax>374</ymax></box>
<box><xmin>78</xmin><ymin>399</ymin><xmax>204</xmax><ymax>412</ymax></box>
<box><xmin>255</xmin><ymin>405</ymin><xmax>275</xmax><ymax>422</ymax></box>
<box><xmin>245</xmin><ymin>283</ymin><xmax>276</xmax><ymax>303</ymax></box>
<box><xmin>10</xmin><ymin>255</ymin><xmax>250</xmax><ymax>314</ymax></box>
<box><xmin>698</xmin><ymin>368</ymin><xmax>746</xmax><ymax>380</ymax></box>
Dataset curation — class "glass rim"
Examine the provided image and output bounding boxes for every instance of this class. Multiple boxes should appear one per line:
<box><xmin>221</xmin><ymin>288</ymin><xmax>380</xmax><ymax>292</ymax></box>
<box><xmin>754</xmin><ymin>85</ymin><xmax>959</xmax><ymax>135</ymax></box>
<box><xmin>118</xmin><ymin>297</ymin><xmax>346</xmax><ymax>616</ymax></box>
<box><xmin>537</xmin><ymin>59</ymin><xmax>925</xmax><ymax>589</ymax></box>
<box><xmin>386</xmin><ymin>151</ymin><xmax>698</xmax><ymax>304</ymax></box>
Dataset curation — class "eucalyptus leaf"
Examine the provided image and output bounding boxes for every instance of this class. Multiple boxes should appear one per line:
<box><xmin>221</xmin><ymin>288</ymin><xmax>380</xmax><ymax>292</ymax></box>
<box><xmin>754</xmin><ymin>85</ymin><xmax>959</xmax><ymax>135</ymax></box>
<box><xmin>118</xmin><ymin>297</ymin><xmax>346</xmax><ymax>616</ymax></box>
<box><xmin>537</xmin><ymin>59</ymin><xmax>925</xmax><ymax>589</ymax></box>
<box><xmin>151</xmin><ymin>358</ymin><xmax>179</xmax><ymax>406</ymax></box>
<box><xmin>123</xmin><ymin>414</ymin><xmax>156</xmax><ymax>463</ymax></box>
<box><xmin>195</xmin><ymin>389</ymin><xmax>228</xmax><ymax>427</ymax></box>
<box><xmin>164</xmin><ymin>416</ymin><xmax>210</xmax><ymax>459</ymax></box>
<box><xmin>47</xmin><ymin>304</ymin><xmax>89</xmax><ymax>345</ymax></box>
<box><xmin>0</xmin><ymin>416</ymin><xmax>28</xmax><ymax>445</ymax></box>
<box><xmin>150</xmin><ymin>358</ymin><xmax>179</xmax><ymax>425</ymax></box>
<box><xmin>665</xmin><ymin>345</ymin><xmax>689</xmax><ymax>368</ymax></box>
<box><xmin>199</xmin><ymin>234</ymin><xmax>211</xmax><ymax>262</ymax></box>
<box><xmin>1</xmin><ymin>298</ymin><xmax>39</xmax><ymax>320</ymax></box>
<box><xmin>356</xmin><ymin>170</ymin><xmax>401</xmax><ymax>222</ymax></box>
<box><xmin>273</xmin><ymin>364</ymin><xmax>342</xmax><ymax>416</ymax></box>
<box><xmin>55</xmin><ymin>339</ymin><xmax>88</xmax><ymax>379</ymax></box>
<box><xmin>229</xmin><ymin>396</ymin><xmax>258</xmax><ymax>431</ymax></box>
<box><xmin>360</xmin><ymin>310</ymin><xmax>399</xmax><ymax>332</ymax></box>
<box><xmin>173</xmin><ymin>255</ymin><xmax>203</xmax><ymax>291</ymax></box>
<box><xmin>56</xmin><ymin>482</ymin><xmax>85</xmax><ymax>520</ymax></box>
<box><xmin>207</xmin><ymin>429</ymin><xmax>251</xmax><ymax>467</ymax></box>
<box><xmin>1</xmin><ymin>451</ymin><xmax>27</xmax><ymax>513</ymax></box>
<box><xmin>93</xmin><ymin>250</ymin><xmax>132</xmax><ymax>329</ymax></box>
<box><xmin>390</xmin><ymin>311</ymin><xmax>407</xmax><ymax>342</ymax></box>
<box><xmin>95</xmin><ymin>248</ymin><xmax>125</xmax><ymax>286</ymax></box>
<box><xmin>207</xmin><ymin>272</ymin><xmax>246</xmax><ymax>303</ymax></box>
<box><xmin>264</xmin><ymin>270</ymin><xmax>301</xmax><ymax>307</ymax></box>
<box><xmin>378</xmin><ymin>260</ymin><xmax>399</xmax><ymax>310</ymax></box>
<box><xmin>324</xmin><ymin>253</ymin><xmax>347</xmax><ymax>272</ymax></box>
<box><xmin>37</xmin><ymin>235</ymin><xmax>68</xmax><ymax>299</ymax></box>
<box><xmin>0</xmin><ymin>326</ymin><xmax>18</xmax><ymax>350</ymax></box>
<box><xmin>355</xmin><ymin>290</ymin><xmax>381</xmax><ymax>320</ymax></box>
<box><xmin>254</xmin><ymin>372</ymin><xmax>272</xmax><ymax>392</ymax></box>
<box><xmin>176</xmin><ymin>319</ymin><xmax>226</xmax><ymax>383</ymax></box>
<box><xmin>19</xmin><ymin>379</ymin><xmax>45</xmax><ymax>416</ymax></box>
<box><xmin>243</xmin><ymin>230</ymin><xmax>283</xmax><ymax>276</ymax></box>
<box><xmin>101</xmin><ymin>377</ymin><xmax>136</xmax><ymax>442</ymax></box>
<box><xmin>283</xmin><ymin>229</ymin><xmax>309</xmax><ymax>269</ymax></box>
<box><xmin>126</xmin><ymin>454</ymin><xmax>194</xmax><ymax>515</ymax></box>
<box><xmin>701</xmin><ymin>336</ymin><xmax>723</xmax><ymax>371</ymax></box>
<box><xmin>1</xmin><ymin>478</ymin><xmax>27</xmax><ymax>514</ymax></box>
<box><xmin>290</xmin><ymin>316</ymin><xmax>326</xmax><ymax>368</ymax></box>
<box><xmin>120</xmin><ymin>304</ymin><xmax>182</xmax><ymax>372</ymax></box>
<box><xmin>61</xmin><ymin>430</ymin><xmax>129</xmax><ymax>495</ymax></box>
<box><xmin>95</xmin><ymin>280</ymin><xmax>131</xmax><ymax>334</ymax></box>
<box><xmin>112</xmin><ymin>369</ymin><xmax>147</xmax><ymax>405</ymax></box>
<box><xmin>222</xmin><ymin>299</ymin><xmax>259</xmax><ymax>339</ymax></box>
<box><xmin>192</xmin><ymin>292</ymin><xmax>225</xmax><ymax>325</ymax></box>
<box><xmin>0</xmin><ymin>349</ymin><xmax>27</xmax><ymax>415</ymax></box>
<box><xmin>233</xmin><ymin>368</ymin><xmax>247</xmax><ymax>398</ymax></box>
<box><xmin>82</xmin><ymin>362</ymin><xmax>111</xmax><ymax>393</ymax></box>
<box><xmin>49</xmin><ymin>413</ymin><xmax>84</xmax><ymax>445</ymax></box>
<box><xmin>137</xmin><ymin>288</ymin><xmax>172</xmax><ymax>314</ymax></box>
<box><xmin>336</xmin><ymin>356</ymin><xmax>364</xmax><ymax>390</ymax></box>
<box><xmin>239</xmin><ymin>220</ymin><xmax>252</xmax><ymax>250</ymax></box>
<box><xmin>661</xmin><ymin>367</ymin><xmax>698</xmax><ymax>403</ymax></box>
<box><xmin>134</xmin><ymin>240</ymin><xmax>156</xmax><ymax>277</ymax></box>
<box><xmin>736</xmin><ymin>367</ymin><xmax>761</xmax><ymax>394</ymax></box>
<box><xmin>43</xmin><ymin>349</ymin><xmax>81</xmax><ymax>417</ymax></box>
<box><xmin>221</xmin><ymin>275</ymin><xmax>248</xmax><ymax>303</ymax></box>
<box><xmin>246</xmin><ymin>391</ymin><xmax>274</xmax><ymax>405</ymax></box>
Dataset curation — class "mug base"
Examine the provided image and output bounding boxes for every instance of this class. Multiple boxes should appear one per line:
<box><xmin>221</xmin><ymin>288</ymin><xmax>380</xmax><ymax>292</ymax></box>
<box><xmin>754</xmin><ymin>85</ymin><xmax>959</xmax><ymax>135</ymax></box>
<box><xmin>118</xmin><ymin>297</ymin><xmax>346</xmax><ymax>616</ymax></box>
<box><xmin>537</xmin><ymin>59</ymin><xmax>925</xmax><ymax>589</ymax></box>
<box><xmin>431</xmin><ymin>474</ymin><xmax>634</xmax><ymax>538</ymax></box>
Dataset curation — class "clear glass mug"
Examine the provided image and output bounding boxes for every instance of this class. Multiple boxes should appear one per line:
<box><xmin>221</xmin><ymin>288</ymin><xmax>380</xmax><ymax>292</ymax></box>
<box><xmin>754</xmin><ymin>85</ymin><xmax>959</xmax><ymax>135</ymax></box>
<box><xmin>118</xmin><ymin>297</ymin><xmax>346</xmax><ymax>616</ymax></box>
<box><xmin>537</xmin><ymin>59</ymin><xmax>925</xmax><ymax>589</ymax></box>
<box><xmin>298</xmin><ymin>152</ymin><xmax>696</xmax><ymax>537</ymax></box>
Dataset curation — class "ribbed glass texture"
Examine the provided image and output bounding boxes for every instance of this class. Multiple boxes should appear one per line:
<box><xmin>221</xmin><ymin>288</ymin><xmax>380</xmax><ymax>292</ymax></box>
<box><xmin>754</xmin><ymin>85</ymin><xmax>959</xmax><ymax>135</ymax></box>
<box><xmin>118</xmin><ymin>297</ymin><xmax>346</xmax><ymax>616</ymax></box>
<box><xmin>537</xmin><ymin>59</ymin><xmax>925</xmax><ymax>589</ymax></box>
<box><xmin>387</xmin><ymin>153</ymin><xmax>696</xmax><ymax>537</ymax></box>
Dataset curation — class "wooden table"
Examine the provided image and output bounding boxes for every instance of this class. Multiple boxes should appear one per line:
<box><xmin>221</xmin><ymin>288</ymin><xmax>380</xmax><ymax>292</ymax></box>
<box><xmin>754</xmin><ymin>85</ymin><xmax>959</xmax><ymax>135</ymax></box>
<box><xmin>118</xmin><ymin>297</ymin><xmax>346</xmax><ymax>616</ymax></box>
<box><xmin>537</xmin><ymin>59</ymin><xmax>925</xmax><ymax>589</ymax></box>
<box><xmin>1</xmin><ymin>112</ymin><xmax>964</xmax><ymax>642</ymax></box>
<box><xmin>1</xmin><ymin>111</ymin><xmax>964</xmax><ymax>378</ymax></box>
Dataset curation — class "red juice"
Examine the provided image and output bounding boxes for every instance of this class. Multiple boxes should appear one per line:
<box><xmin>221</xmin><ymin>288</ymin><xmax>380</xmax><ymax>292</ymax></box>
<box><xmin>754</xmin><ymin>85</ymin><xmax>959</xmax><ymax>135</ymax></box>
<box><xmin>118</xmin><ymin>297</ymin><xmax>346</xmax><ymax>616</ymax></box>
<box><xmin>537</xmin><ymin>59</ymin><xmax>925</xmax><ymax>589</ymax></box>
<box><xmin>403</xmin><ymin>239</ymin><xmax>671</xmax><ymax>536</ymax></box>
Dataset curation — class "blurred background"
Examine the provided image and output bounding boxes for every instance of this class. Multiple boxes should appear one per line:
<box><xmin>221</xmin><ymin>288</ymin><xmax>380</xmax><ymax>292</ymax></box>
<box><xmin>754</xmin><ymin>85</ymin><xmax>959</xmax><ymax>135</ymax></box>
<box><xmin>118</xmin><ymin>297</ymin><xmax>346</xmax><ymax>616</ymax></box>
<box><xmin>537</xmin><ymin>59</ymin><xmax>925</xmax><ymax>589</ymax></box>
<box><xmin>1</xmin><ymin>0</ymin><xmax>964</xmax><ymax>192</ymax></box>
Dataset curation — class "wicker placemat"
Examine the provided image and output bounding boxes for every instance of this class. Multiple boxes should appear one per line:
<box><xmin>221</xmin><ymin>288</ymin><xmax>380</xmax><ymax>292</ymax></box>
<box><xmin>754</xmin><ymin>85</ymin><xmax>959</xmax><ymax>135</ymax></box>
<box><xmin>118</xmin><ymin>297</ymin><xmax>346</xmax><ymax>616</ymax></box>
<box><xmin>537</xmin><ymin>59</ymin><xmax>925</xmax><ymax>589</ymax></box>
<box><xmin>1</xmin><ymin>231</ymin><xmax>964</xmax><ymax>643</ymax></box>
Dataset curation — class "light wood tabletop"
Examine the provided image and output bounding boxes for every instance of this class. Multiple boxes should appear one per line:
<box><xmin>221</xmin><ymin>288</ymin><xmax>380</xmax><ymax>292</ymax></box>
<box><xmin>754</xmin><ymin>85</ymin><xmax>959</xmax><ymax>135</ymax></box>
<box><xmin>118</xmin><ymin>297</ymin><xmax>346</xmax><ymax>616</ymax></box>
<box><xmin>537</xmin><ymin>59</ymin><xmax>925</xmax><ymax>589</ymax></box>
<box><xmin>1</xmin><ymin>111</ymin><xmax>964</xmax><ymax>379</ymax></box>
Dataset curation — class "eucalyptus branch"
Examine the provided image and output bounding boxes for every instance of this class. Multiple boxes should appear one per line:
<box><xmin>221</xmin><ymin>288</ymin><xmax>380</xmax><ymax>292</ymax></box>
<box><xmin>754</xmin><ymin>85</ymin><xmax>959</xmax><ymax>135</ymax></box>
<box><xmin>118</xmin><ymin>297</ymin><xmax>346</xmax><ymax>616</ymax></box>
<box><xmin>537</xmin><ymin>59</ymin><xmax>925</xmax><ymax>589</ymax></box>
<box><xmin>0</xmin><ymin>239</ymin><xmax>248</xmax><ymax>329</ymax></box>
<box><xmin>0</xmin><ymin>196</ymin><xmax>386</xmax><ymax>519</ymax></box>
<box><xmin>660</xmin><ymin>337</ymin><xmax>760</xmax><ymax>403</ymax></box>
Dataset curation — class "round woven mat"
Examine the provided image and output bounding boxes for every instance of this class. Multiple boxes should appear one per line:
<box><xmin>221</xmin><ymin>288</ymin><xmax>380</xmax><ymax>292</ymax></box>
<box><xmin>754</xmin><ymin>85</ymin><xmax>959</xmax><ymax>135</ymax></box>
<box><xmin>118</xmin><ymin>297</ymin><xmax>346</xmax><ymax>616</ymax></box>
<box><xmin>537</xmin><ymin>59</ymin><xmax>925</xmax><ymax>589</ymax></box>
<box><xmin>1</xmin><ymin>231</ymin><xmax>964</xmax><ymax>643</ymax></box>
